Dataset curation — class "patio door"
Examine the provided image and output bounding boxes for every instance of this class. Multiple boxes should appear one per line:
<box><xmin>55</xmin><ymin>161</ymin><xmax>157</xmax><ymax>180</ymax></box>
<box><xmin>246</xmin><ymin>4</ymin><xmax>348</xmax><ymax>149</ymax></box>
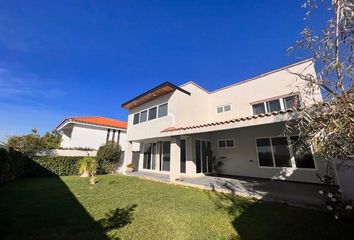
<box><xmin>143</xmin><ymin>143</ymin><xmax>156</xmax><ymax>170</ymax></box>
<box><xmin>196</xmin><ymin>140</ymin><xmax>211</xmax><ymax>174</ymax></box>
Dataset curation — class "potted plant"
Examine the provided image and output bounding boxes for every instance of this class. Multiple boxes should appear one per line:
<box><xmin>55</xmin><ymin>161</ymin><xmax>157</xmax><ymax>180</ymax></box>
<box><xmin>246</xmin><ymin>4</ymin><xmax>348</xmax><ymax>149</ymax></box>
<box><xmin>126</xmin><ymin>163</ymin><xmax>135</xmax><ymax>173</ymax></box>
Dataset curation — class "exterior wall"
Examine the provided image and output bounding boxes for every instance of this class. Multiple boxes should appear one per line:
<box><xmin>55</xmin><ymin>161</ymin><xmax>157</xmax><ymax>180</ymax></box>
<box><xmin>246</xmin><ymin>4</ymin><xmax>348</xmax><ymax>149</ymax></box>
<box><xmin>126</xmin><ymin>60</ymin><xmax>322</xmax><ymax>142</ymax></box>
<box><xmin>38</xmin><ymin>149</ymin><xmax>97</xmax><ymax>157</ymax></box>
<box><xmin>209</xmin><ymin>62</ymin><xmax>322</xmax><ymax>122</ymax></box>
<box><xmin>60</xmin><ymin>123</ymin><xmax>128</xmax><ymax>150</ymax></box>
<box><xmin>210</xmin><ymin>122</ymin><xmax>326</xmax><ymax>183</ymax></box>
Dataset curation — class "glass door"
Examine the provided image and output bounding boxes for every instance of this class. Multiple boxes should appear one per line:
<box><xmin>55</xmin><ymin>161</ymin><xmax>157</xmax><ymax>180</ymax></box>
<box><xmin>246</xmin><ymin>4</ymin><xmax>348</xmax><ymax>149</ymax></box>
<box><xmin>180</xmin><ymin>139</ymin><xmax>186</xmax><ymax>173</ymax></box>
<box><xmin>143</xmin><ymin>143</ymin><xmax>157</xmax><ymax>170</ymax></box>
<box><xmin>196</xmin><ymin>140</ymin><xmax>211</xmax><ymax>174</ymax></box>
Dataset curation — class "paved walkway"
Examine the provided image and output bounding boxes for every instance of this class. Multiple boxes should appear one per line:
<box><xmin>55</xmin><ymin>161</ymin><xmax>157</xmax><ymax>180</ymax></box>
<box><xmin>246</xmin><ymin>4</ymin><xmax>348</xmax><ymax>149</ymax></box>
<box><xmin>127</xmin><ymin>171</ymin><xmax>335</xmax><ymax>208</ymax></box>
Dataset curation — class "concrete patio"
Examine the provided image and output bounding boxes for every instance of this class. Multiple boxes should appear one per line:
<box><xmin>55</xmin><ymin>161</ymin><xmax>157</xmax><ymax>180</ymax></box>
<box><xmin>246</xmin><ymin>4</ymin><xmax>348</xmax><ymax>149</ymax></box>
<box><xmin>127</xmin><ymin>171</ymin><xmax>336</xmax><ymax>208</ymax></box>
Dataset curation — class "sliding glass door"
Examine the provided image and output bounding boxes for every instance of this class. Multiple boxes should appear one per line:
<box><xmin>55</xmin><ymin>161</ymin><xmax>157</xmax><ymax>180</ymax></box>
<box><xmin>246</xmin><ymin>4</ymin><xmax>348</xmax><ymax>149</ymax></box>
<box><xmin>143</xmin><ymin>143</ymin><xmax>156</xmax><ymax>170</ymax></box>
<box><xmin>160</xmin><ymin>141</ymin><xmax>171</xmax><ymax>171</ymax></box>
<box><xmin>196</xmin><ymin>140</ymin><xmax>211</xmax><ymax>174</ymax></box>
<box><xmin>180</xmin><ymin>139</ymin><xmax>186</xmax><ymax>173</ymax></box>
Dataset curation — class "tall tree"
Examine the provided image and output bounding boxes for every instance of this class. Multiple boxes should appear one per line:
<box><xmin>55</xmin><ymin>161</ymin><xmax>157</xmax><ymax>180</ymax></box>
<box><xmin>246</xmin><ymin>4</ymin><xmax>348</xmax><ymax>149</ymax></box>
<box><xmin>287</xmin><ymin>0</ymin><xmax>353</xmax><ymax>182</ymax></box>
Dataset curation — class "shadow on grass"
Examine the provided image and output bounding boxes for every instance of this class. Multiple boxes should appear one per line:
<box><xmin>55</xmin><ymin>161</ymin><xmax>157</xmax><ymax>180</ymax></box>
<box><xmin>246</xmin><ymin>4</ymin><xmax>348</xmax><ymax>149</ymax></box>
<box><xmin>0</xmin><ymin>161</ymin><xmax>135</xmax><ymax>240</ymax></box>
<box><xmin>99</xmin><ymin>204</ymin><xmax>137</xmax><ymax>231</ymax></box>
<box><xmin>207</xmin><ymin>180</ymin><xmax>354</xmax><ymax>240</ymax></box>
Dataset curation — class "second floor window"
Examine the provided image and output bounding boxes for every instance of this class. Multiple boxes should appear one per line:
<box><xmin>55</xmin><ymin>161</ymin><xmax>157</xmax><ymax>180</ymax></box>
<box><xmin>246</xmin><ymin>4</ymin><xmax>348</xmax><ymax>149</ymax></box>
<box><xmin>132</xmin><ymin>103</ymin><xmax>168</xmax><ymax>125</ymax></box>
<box><xmin>140</xmin><ymin>110</ymin><xmax>148</xmax><ymax>122</ymax></box>
<box><xmin>252</xmin><ymin>94</ymin><xmax>301</xmax><ymax>115</ymax></box>
<box><xmin>217</xmin><ymin>104</ymin><xmax>231</xmax><ymax>113</ymax></box>
<box><xmin>148</xmin><ymin>107</ymin><xmax>157</xmax><ymax>120</ymax></box>
<box><xmin>158</xmin><ymin>103</ymin><xmax>168</xmax><ymax>117</ymax></box>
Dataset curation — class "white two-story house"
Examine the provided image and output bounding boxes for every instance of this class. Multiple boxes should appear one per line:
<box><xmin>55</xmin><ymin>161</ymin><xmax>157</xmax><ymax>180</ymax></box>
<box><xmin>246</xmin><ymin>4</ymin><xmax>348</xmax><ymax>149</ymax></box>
<box><xmin>121</xmin><ymin>59</ymin><xmax>325</xmax><ymax>183</ymax></box>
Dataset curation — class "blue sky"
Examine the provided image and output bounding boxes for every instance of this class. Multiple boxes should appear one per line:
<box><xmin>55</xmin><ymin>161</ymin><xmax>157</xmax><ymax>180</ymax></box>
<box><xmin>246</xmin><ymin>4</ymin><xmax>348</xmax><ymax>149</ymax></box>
<box><xmin>0</xmin><ymin>0</ymin><xmax>330</xmax><ymax>141</ymax></box>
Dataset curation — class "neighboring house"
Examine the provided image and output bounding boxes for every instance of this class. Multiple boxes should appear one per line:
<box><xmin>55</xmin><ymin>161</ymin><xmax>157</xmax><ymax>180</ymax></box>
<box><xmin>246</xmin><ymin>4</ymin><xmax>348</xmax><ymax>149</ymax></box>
<box><xmin>121</xmin><ymin>59</ymin><xmax>327</xmax><ymax>183</ymax></box>
<box><xmin>56</xmin><ymin>116</ymin><xmax>128</xmax><ymax>151</ymax></box>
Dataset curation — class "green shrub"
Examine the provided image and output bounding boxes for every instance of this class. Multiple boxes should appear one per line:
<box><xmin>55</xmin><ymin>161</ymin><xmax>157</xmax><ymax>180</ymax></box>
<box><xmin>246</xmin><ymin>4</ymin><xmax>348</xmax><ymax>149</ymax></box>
<box><xmin>78</xmin><ymin>157</ymin><xmax>97</xmax><ymax>175</ymax></box>
<box><xmin>0</xmin><ymin>148</ymin><xmax>27</xmax><ymax>182</ymax></box>
<box><xmin>96</xmin><ymin>141</ymin><xmax>121</xmax><ymax>173</ymax></box>
<box><xmin>22</xmin><ymin>156</ymin><xmax>92</xmax><ymax>177</ymax></box>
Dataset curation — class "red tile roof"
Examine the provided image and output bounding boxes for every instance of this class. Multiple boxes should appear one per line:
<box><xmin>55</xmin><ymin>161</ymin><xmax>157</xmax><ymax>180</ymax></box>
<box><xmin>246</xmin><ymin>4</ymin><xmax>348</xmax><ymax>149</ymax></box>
<box><xmin>161</xmin><ymin>109</ymin><xmax>296</xmax><ymax>133</ymax></box>
<box><xmin>60</xmin><ymin>116</ymin><xmax>127</xmax><ymax>129</ymax></box>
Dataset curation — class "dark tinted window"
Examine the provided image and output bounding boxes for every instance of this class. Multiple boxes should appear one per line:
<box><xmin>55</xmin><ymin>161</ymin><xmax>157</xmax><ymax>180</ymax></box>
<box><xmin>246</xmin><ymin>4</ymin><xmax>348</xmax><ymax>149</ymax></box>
<box><xmin>256</xmin><ymin>138</ymin><xmax>274</xmax><ymax>167</ymax></box>
<box><xmin>133</xmin><ymin>113</ymin><xmax>140</xmax><ymax>125</ymax></box>
<box><xmin>158</xmin><ymin>103</ymin><xmax>168</xmax><ymax>117</ymax></box>
<box><xmin>148</xmin><ymin>107</ymin><xmax>157</xmax><ymax>120</ymax></box>
<box><xmin>226</xmin><ymin>140</ymin><xmax>234</xmax><ymax>147</ymax></box>
<box><xmin>271</xmin><ymin>137</ymin><xmax>291</xmax><ymax>167</ymax></box>
<box><xmin>266</xmin><ymin>99</ymin><xmax>281</xmax><ymax>112</ymax></box>
<box><xmin>291</xmin><ymin>136</ymin><xmax>315</xmax><ymax>168</ymax></box>
<box><xmin>252</xmin><ymin>103</ymin><xmax>266</xmax><ymax>115</ymax></box>
<box><xmin>140</xmin><ymin>110</ymin><xmax>147</xmax><ymax>122</ymax></box>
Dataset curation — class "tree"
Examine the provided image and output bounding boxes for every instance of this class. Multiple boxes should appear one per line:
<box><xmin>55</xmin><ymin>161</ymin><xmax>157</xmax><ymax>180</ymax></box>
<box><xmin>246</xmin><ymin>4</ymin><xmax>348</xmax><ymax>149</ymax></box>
<box><xmin>287</xmin><ymin>0</ymin><xmax>353</xmax><ymax>172</ymax></box>
<box><xmin>7</xmin><ymin>129</ymin><xmax>44</xmax><ymax>156</ymax></box>
<box><xmin>6</xmin><ymin>129</ymin><xmax>62</xmax><ymax>156</ymax></box>
<box><xmin>96</xmin><ymin>141</ymin><xmax>121</xmax><ymax>173</ymax></box>
<box><xmin>287</xmin><ymin>0</ymin><xmax>353</xmax><ymax>218</ymax></box>
<box><xmin>42</xmin><ymin>130</ymin><xmax>62</xmax><ymax>149</ymax></box>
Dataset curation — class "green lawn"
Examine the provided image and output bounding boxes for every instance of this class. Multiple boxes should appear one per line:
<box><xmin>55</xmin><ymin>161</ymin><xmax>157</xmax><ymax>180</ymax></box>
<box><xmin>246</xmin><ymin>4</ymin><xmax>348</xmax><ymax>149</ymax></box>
<box><xmin>0</xmin><ymin>175</ymin><xmax>353</xmax><ymax>240</ymax></box>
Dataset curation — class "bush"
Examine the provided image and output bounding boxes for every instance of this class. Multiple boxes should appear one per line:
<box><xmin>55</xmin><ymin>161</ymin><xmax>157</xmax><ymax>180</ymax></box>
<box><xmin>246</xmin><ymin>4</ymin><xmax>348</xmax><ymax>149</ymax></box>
<box><xmin>0</xmin><ymin>148</ymin><xmax>27</xmax><ymax>182</ymax></box>
<box><xmin>22</xmin><ymin>156</ymin><xmax>91</xmax><ymax>177</ymax></box>
<box><xmin>96</xmin><ymin>141</ymin><xmax>121</xmax><ymax>173</ymax></box>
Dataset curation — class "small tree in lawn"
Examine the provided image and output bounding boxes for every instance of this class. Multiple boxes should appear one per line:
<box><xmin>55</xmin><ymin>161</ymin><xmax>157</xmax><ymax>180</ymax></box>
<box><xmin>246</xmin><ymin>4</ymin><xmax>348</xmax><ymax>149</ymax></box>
<box><xmin>96</xmin><ymin>141</ymin><xmax>121</xmax><ymax>173</ymax></box>
<box><xmin>288</xmin><ymin>0</ymin><xmax>353</xmax><ymax>219</ymax></box>
<box><xmin>79</xmin><ymin>156</ymin><xmax>97</xmax><ymax>185</ymax></box>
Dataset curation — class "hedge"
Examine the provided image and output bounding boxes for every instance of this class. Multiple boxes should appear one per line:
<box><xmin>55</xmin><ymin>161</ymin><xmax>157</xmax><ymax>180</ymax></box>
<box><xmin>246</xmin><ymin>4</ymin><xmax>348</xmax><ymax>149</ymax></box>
<box><xmin>0</xmin><ymin>148</ymin><xmax>27</xmax><ymax>182</ymax></box>
<box><xmin>22</xmin><ymin>156</ymin><xmax>93</xmax><ymax>177</ymax></box>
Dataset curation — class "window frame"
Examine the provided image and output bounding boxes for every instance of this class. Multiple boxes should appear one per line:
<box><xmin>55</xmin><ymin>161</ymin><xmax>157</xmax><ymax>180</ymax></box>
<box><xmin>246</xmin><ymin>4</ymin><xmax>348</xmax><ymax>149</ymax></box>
<box><xmin>251</xmin><ymin>94</ymin><xmax>302</xmax><ymax>116</ymax></box>
<box><xmin>133</xmin><ymin>113</ymin><xmax>140</xmax><ymax>125</ymax></box>
<box><xmin>158</xmin><ymin>103</ymin><xmax>168</xmax><ymax>118</ymax></box>
<box><xmin>131</xmin><ymin>102</ymin><xmax>168</xmax><ymax>125</ymax></box>
<box><xmin>217</xmin><ymin>139</ymin><xmax>235</xmax><ymax>149</ymax></box>
<box><xmin>216</xmin><ymin>104</ymin><xmax>232</xmax><ymax>114</ymax></box>
<box><xmin>140</xmin><ymin>110</ymin><xmax>148</xmax><ymax>123</ymax></box>
<box><xmin>255</xmin><ymin>135</ymin><xmax>317</xmax><ymax>170</ymax></box>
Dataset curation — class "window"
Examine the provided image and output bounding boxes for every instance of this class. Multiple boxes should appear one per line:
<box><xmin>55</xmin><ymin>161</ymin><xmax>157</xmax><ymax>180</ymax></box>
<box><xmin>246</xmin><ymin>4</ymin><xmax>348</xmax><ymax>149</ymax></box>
<box><xmin>133</xmin><ymin>113</ymin><xmax>140</xmax><ymax>125</ymax></box>
<box><xmin>132</xmin><ymin>102</ymin><xmax>168</xmax><ymax>125</ymax></box>
<box><xmin>217</xmin><ymin>104</ymin><xmax>231</xmax><ymax>113</ymax></box>
<box><xmin>271</xmin><ymin>137</ymin><xmax>291</xmax><ymax>167</ymax></box>
<box><xmin>252</xmin><ymin>103</ymin><xmax>266</xmax><ymax>115</ymax></box>
<box><xmin>148</xmin><ymin>107</ymin><xmax>157</xmax><ymax>120</ymax></box>
<box><xmin>158</xmin><ymin>103</ymin><xmax>168</xmax><ymax>117</ymax></box>
<box><xmin>290</xmin><ymin>136</ymin><xmax>315</xmax><ymax>168</ymax></box>
<box><xmin>140</xmin><ymin>110</ymin><xmax>147</xmax><ymax>122</ymax></box>
<box><xmin>161</xmin><ymin>141</ymin><xmax>171</xmax><ymax>171</ymax></box>
<box><xmin>218</xmin><ymin>139</ymin><xmax>235</xmax><ymax>148</ymax></box>
<box><xmin>224</xmin><ymin>105</ymin><xmax>231</xmax><ymax>112</ymax></box>
<box><xmin>266</xmin><ymin>99</ymin><xmax>281</xmax><ymax>112</ymax></box>
<box><xmin>252</xmin><ymin>94</ymin><xmax>302</xmax><ymax>115</ymax></box>
<box><xmin>256</xmin><ymin>138</ymin><xmax>274</xmax><ymax>166</ymax></box>
<box><xmin>256</xmin><ymin>136</ymin><xmax>315</xmax><ymax>169</ymax></box>
<box><xmin>283</xmin><ymin>95</ymin><xmax>301</xmax><ymax>110</ymax></box>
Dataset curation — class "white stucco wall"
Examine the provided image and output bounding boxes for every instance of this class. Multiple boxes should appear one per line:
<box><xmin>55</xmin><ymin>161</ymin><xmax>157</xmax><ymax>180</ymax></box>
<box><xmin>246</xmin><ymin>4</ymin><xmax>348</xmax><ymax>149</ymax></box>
<box><xmin>210</xmin><ymin>122</ymin><xmax>325</xmax><ymax>183</ymax></box>
<box><xmin>60</xmin><ymin>123</ymin><xmax>128</xmax><ymax>151</ymax></box>
<box><xmin>126</xmin><ymin>60</ymin><xmax>322</xmax><ymax>142</ymax></box>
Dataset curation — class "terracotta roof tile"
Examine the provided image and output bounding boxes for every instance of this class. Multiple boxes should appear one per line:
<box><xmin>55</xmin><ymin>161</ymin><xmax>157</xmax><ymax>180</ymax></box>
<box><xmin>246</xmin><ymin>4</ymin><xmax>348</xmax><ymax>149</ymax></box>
<box><xmin>59</xmin><ymin>116</ymin><xmax>127</xmax><ymax>129</ymax></box>
<box><xmin>161</xmin><ymin>109</ymin><xmax>296</xmax><ymax>133</ymax></box>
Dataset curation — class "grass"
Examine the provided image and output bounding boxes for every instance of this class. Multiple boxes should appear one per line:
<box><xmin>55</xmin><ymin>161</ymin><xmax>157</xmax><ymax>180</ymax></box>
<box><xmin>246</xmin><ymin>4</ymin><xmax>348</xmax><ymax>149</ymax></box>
<box><xmin>0</xmin><ymin>174</ymin><xmax>353</xmax><ymax>240</ymax></box>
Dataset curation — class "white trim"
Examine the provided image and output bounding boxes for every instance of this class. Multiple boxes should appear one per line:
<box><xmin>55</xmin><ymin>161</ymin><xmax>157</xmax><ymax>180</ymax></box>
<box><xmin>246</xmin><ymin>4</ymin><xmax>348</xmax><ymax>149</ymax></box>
<box><xmin>57</xmin><ymin>120</ymin><xmax>127</xmax><ymax>132</ymax></box>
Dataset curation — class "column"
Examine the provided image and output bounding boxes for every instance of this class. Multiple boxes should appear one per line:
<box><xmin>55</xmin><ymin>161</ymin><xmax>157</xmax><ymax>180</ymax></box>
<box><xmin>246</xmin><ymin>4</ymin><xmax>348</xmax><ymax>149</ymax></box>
<box><xmin>170</xmin><ymin>136</ymin><xmax>181</xmax><ymax>182</ymax></box>
<box><xmin>121</xmin><ymin>141</ymin><xmax>133</xmax><ymax>174</ymax></box>
<box><xmin>138</xmin><ymin>142</ymin><xmax>144</xmax><ymax>171</ymax></box>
